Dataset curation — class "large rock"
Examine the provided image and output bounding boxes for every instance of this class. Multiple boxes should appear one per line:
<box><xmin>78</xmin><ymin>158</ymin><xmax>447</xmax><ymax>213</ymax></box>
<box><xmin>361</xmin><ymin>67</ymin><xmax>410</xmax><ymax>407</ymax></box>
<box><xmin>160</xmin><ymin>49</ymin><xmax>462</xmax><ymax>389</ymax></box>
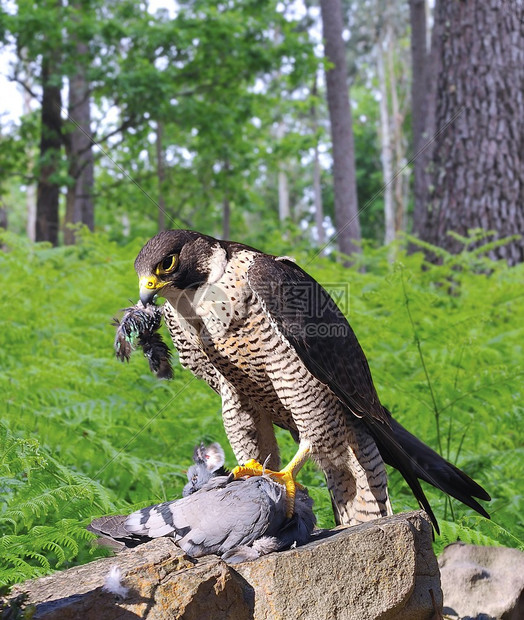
<box><xmin>9</xmin><ymin>511</ymin><xmax>441</xmax><ymax>620</ymax></box>
<box><xmin>439</xmin><ymin>542</ymin><xmax>524</xmax><ymax>620</ymax></box>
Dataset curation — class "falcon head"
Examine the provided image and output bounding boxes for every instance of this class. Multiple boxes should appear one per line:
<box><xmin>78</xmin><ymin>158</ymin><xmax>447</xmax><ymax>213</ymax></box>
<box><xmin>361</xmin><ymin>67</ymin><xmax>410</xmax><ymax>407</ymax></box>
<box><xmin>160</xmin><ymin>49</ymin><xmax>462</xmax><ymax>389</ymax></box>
<box><xmin>134</xmin><ymin>230</ymin><xmax>226</xmax><ymax>305</ymax></box>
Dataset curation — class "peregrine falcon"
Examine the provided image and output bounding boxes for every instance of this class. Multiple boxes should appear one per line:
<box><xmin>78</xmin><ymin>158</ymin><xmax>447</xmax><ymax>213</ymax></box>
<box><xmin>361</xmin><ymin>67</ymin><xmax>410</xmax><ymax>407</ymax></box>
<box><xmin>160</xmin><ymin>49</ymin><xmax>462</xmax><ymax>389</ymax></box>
<box><xmin>133</xmin><ymin>229</ymin><xmax>490</xmax><ymax>530</ymax></box>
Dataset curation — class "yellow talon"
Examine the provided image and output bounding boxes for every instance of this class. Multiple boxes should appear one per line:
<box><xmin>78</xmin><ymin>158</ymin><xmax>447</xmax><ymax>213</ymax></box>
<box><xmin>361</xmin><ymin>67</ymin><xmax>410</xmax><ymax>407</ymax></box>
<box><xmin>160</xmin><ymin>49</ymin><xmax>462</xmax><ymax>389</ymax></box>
<box><xmin>230</xmin><ymin>444</ymin><xmax>311</xmax><ymax>518</ymax></box>
<box><xmin>230</xmin><ymin>458</ymin><xmax>266</xmax><ymax>479</ymax></box>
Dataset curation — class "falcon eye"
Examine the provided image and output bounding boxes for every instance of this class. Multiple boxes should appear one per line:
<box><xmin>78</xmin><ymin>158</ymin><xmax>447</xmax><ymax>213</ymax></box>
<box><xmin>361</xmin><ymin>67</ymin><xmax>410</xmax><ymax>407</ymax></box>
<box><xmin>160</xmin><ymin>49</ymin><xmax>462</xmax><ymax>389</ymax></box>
<box><xmin>156</xmin><ymin>254</ymin><xmax>178</xmax><ymax>275</ymax></box>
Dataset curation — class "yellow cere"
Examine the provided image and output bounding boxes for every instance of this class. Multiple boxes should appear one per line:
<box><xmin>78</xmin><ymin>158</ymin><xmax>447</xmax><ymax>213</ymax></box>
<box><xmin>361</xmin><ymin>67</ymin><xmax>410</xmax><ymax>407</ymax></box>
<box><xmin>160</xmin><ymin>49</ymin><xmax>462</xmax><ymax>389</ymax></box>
<box><xmin>139</xmin><ymin>275</ymin><xmax>164</xmax><ymax>290</ymax></box>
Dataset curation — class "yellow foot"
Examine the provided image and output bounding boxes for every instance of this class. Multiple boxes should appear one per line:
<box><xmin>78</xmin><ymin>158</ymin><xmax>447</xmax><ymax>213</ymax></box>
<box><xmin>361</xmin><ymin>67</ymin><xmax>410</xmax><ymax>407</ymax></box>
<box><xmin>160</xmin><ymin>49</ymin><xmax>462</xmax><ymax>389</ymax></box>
<box><xmin>230</xmin><ymin>459</ymin><xmax>305</xmax><ymax>518</ymax></box>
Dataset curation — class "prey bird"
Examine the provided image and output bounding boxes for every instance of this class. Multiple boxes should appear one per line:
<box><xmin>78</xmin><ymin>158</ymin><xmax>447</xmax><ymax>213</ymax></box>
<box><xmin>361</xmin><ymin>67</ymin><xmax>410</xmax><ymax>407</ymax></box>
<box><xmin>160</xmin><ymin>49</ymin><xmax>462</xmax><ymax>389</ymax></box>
<box><xmin>88</xmin><ymin>443</ymin><xmax>315</xmax><ymax>563</ymax></box>
<box><xmin>129</xmin><ymin>229</ymin><xmax>490</xmax><ymax>531</ymax></box>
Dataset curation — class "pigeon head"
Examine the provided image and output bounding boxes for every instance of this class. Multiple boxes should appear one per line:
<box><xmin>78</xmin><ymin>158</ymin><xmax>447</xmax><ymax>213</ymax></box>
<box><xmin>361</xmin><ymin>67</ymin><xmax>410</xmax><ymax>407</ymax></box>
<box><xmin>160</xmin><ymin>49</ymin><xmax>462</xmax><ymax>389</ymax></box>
<box><xmin>182</xmin><ymin>442</ymin><xmax>227</xmax><ymax>496</ymax></box>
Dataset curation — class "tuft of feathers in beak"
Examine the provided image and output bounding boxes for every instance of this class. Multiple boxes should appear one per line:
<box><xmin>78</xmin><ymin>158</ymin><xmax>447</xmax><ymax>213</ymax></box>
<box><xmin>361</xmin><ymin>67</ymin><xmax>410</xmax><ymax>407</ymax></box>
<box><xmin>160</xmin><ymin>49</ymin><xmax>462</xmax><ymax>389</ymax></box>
<box><xmin>113</xmin><ymin>301</ymin><xmax>173</xmax><ymax>379</ymax></box>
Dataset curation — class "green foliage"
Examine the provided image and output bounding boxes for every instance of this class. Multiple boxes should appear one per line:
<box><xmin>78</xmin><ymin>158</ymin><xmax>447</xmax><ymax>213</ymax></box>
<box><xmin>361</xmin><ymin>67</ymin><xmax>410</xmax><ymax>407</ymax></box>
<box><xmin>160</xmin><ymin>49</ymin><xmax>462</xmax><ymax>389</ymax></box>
<box><xmin>0</xmin><ymin>230</ymin><xmax>522</xmax><ymax>586</ymax></box>
<box><xmin>433</xmin><ymin>517</ymin><xmax>524</xmax><ymax>557</ymax></box>
<box><xmin>94</xmin><ymin>0</ymin><xmax>318</xmax><ymax>242</ymax></box>
<box><xmin>1</xmin><ymin>0</ymin><xmax>318</xmax><ymax>242</ymax></box>
<box><xmin>351</xmin><ymin>84</ymin><xmax>385</xmax><ymax>242</ymax></box>
<box><xmin>0</xmin><ymin>421</ymin><xmax>114</xmax><ymax>586</ymax></box>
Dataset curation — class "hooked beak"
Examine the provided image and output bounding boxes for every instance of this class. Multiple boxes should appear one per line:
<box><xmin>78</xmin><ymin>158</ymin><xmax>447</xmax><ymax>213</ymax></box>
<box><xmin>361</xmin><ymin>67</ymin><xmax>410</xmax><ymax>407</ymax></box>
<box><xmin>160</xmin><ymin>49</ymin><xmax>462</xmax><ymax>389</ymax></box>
<box><xmin>139</xmin><ymin>275</ymin><xmax>167</xmax><ymax>305</ymax></box>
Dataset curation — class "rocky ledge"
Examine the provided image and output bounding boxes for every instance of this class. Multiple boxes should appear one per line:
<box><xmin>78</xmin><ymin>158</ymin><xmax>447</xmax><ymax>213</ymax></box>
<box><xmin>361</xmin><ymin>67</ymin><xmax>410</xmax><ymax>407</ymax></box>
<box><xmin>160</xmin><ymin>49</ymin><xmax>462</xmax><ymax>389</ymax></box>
<box><xmin>10</xmin><ymin>510</ymin><xmax>442</xmax><ymax>620</ymax></box>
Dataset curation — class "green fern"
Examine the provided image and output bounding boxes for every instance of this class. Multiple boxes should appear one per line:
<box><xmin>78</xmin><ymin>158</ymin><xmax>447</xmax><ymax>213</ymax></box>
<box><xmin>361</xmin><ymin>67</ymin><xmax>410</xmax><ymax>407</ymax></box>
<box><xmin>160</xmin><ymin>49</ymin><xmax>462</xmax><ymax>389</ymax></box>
<box><xmin>0</xmin><ymin>423</ymin><xmax>116</xmax><ymax>586</ymax></box>
<box><xmin>434</xmin><ymin>517</ymin><xmax>524</xmax><ymax>556</ymax></box>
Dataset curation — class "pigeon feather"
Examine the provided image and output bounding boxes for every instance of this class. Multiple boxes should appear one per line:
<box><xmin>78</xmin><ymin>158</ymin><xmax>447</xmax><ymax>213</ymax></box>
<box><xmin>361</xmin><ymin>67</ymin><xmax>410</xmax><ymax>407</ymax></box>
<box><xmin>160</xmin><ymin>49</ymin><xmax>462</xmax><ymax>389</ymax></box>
<box><xmin>113</xmin><ymin>301</ymin><xmax>173</xmax><ymax>379</ymax></box>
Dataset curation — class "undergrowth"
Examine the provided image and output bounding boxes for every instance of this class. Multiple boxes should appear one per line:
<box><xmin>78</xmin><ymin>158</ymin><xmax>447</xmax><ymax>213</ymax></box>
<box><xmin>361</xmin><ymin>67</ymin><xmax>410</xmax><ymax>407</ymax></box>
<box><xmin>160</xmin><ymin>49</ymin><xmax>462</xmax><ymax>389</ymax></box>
<box><xmin>0</xmin><ymin>229</ymin><xmax>522</xmax><ymax>587</ymax></box>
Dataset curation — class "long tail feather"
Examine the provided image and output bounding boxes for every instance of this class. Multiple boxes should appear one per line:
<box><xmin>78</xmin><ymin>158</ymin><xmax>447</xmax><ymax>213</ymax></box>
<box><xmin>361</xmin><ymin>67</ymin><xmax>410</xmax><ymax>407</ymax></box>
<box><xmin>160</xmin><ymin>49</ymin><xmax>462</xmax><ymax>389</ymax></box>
<box><xmin>389</xmin><ymin>417</ymin><xmax>491</xmax><ymax>516</ymax></box>
<box><xmin>87</xmin><ymin>515</ymin><xmax>149</xmax><ymax>548</ymax></box>
<box><xmin>371</xmin><ymin>411</ymin><xmax>490</xmax><ymax>533</ymax></box>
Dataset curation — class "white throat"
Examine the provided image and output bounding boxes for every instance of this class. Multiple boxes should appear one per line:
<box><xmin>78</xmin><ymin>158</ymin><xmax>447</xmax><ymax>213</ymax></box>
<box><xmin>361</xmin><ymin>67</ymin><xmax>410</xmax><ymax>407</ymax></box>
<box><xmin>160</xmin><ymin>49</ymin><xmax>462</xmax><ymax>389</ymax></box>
<box><xmin>206</xmin><ymin>244</ymin><xmax>227</xmax><ymax>284</ymax></box>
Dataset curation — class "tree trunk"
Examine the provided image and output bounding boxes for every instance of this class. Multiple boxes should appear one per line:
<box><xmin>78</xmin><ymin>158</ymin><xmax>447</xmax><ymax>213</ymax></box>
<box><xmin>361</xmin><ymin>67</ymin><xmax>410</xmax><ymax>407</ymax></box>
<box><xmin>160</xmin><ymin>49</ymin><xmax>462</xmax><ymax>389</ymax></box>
<box><xmin>156</xmin><ymin>121</ymin><xmax>166</xmax><ymax>232</ymax></box>
<box><xmin>222</xmin><ymin>195</ymin><xmax>230</xmax><ymax>240</ymax></box>
<box><xmin>0</xmin><ymin>206</ymin><xmax>7</xmax><ymax>230</ymax></box>
<box><xmin>22</xmin><ymin>85</ymin><xmax>37</xmax><ymax>241</ymax></box>
<box><xmin>36</xmin><ymin>57</ymin><xmax>62</xmax><ymax>245</ymax></box>
<box><xmin>313</xmin><ymin>142</ymin><xmax>325</xmax><ymax>247</ymax></box>
<box><xmin>420</xmin><ymin>0</ymin><xmax>524</xmax><ymax>264</ymax></box>
<box><xmin>278</xmin><ymin>169</ymin><xmax>290</xmax><ymax>223</ymax></box>
<box><xmin>386</xmin><ymin>27</ymin><xmax>408</xmax><ymax>236</ymax></box>
<box><xmin>276</xmin><ymin>121</ymin><xmax>290</xmax><ymax>223</ymax></box>
<box><xmin>376</xmin><ymin>36</ymin><xmax>395</xmax><ymax>245</ymax></box>
<box><xmin>64</xmin><ymin>37</ymin><xmax>94</xmax><ymax>245</ymax></box>
<box><xmin>26</xmin><ymin>184</ymin><xmax>37</xmax><ymax>242</ymax></box>
<box><xmin>319</xmin><ymin>0</ymin><xmax>361</xmax><ymax>261</ymax></box>
<box><xmin>311</xmin><ymin>77</ymin><xmax>325</xmax><ymax>246</ymax></box>
<box><xmin>409</xmin><ymin>0</ymin><xmax>428</xmax><ymax>235</ymax></box>
<box><xmin>222</xmin><ymin>159</ymin><xmax>231</xmax><ymax>239</ymax></box>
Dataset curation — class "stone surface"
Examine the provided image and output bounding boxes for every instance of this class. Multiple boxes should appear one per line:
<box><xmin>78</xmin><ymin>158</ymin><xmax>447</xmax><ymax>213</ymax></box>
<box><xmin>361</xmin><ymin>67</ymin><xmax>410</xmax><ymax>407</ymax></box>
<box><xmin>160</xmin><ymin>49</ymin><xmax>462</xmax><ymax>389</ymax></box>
<box><xmin>9</xmin><ymin>511</ymin><xmax>442</xmax><ymax>620</ymax></box>
<box><xmin>439</xmin><ymin>542</ymin><xmax>524</xmax><ymax>620</ymax></box>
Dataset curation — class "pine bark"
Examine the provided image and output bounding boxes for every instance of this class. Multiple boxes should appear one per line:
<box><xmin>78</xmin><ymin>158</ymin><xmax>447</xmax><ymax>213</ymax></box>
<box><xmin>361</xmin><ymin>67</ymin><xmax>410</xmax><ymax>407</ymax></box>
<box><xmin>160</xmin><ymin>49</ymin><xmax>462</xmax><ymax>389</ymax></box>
<box><xmin>36</xmin><ymin>57</ymin><xmax>62</xmax><ymax>245</ymax></box>
<box><xmin>419</xmin><ymin>0</ymin><xmax>524</xmax><ymax>264</ymax></box>
<box><xmin>319</xmin><ymin>0</ymin><xmax>361</xmax><ymax>261</ymax></box>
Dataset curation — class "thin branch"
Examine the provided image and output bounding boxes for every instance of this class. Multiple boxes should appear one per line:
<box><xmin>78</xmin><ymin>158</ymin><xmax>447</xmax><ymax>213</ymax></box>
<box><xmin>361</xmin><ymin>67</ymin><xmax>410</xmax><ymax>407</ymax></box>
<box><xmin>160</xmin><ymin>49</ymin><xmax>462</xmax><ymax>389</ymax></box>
<box><xmin>8</xmin><ymin>74</ymin><xmax>40</xmax><ymax>101</ymax></box>
<box><xmin>91</xmin><ymin>117</ymin><xmax>136</xmax><ymax>151</ymax></box>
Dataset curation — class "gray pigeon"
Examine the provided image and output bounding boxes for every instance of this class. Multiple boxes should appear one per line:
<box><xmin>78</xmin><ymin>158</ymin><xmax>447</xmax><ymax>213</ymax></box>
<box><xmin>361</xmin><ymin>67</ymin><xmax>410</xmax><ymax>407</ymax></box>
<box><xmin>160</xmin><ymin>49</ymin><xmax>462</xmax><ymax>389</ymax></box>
<box><xmin>88</xmin><ymin>445</ymin><xmax>316</xmax><ymax>564</ymax></box>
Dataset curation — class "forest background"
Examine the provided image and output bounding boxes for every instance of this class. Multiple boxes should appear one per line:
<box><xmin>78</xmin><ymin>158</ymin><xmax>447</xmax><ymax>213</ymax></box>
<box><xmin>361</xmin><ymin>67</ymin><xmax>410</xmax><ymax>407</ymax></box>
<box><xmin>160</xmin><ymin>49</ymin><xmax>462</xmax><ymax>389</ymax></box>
<box><xmin>0</xmin><ymin>0</ymin><xmax>523</xmax><ymax>588</ymax></box>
